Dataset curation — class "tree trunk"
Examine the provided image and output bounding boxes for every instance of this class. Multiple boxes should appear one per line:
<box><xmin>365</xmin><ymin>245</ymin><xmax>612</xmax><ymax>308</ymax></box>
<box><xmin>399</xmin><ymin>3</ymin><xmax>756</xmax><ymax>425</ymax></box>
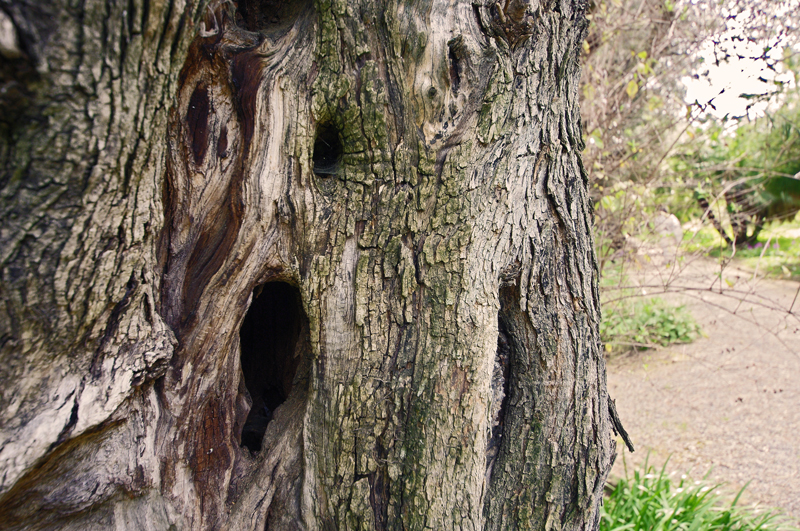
<box><xmin>0</xmin><ymin>0</ymin><xmax>617</xmax><ymax>529</ymax></box>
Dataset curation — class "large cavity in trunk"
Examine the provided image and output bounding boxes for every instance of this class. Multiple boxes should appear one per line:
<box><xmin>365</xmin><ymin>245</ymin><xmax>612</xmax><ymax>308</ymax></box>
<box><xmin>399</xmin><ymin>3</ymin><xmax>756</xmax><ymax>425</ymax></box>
<box><xmin>238</xmin><ymin>282</ymin><xmax>307</xmax><ymax>453</ymax></box>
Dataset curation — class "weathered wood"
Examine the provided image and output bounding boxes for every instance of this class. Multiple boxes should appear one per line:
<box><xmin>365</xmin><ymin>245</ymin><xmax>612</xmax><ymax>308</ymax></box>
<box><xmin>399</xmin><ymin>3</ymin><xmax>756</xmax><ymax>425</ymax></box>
<box><xmin>0</xmin><ymin>0</ymin><xmax>616</xmax><ymax>529</ymax></box>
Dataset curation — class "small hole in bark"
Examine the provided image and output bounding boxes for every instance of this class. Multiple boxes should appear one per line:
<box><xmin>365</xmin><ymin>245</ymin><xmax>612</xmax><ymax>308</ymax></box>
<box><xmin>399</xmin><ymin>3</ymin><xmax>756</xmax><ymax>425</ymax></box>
<box><xmin>313</xmin><ymin>122</ymin><xmax>342</xmax><ymax>177</ymax></box>
<box><xmin>239</xmin><ymin>282</ymin><xmax>306</xmax><ymax>453</ymax></box>
<box><xmin>236</xmin><ymin>0</ymin><xmax>312</xmax><ymax>35</ymax></box>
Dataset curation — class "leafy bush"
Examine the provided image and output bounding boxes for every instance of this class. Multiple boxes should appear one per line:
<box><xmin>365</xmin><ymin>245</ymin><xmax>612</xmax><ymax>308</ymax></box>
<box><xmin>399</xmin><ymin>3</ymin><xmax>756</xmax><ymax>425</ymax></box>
<box><xmin>601</xmin><ymin>461</ymin><xmax>795</xmax><ymax>531</ymax></box>
<box><xmin>601</xmin><ymin>297</ymin><xmax>701</xmax><ymax>352</ymax></box>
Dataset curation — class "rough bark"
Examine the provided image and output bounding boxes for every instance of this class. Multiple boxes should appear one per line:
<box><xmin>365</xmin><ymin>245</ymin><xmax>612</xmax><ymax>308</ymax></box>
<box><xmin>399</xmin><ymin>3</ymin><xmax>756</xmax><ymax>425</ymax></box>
<box><xmin>0</xmin><ymin>0</ymin><xmax>616</xmax><ymax>529</ymax></box>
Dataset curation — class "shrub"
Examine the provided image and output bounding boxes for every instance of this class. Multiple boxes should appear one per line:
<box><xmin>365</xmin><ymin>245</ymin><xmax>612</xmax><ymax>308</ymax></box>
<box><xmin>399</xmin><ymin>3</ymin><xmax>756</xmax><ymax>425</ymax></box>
<box><xmin>602</xmin><ymin>297</ymin><xmax>701</xmax><ymax>352</ymax></box>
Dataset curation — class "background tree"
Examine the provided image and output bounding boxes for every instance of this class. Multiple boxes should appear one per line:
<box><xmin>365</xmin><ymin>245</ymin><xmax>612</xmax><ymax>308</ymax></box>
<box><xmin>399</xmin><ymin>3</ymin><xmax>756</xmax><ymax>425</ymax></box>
<box><xmin>673</xmin><ymin>90</ymin><xmax>800</xmax><ymax>246</ymax></box>
<box><xmin>0</xmin><ymin>0</ymin><xmax>620</xmax><ymax>529</ymax></box>
<box><xmin>580</xmin><ymin>0</ymin><xmax>800</xmax><ymax>265</ymax></box>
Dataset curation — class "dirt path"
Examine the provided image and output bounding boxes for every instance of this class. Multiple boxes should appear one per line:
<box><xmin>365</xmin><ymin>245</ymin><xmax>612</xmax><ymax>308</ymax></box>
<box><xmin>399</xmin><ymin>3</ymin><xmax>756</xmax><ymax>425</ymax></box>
<box><xmin>606</xmin><ymin>255</ymin><xmax>800</xmax><ymax>522</ymax></box>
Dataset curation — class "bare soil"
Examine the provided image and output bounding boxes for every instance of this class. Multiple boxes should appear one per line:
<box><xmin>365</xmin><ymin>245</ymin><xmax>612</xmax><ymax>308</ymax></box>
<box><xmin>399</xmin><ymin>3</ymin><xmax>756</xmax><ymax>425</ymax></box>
<box><xmin>606</xmin><ymin>254</ymin><xmax>800</xmax><ymax>523</ymax></box>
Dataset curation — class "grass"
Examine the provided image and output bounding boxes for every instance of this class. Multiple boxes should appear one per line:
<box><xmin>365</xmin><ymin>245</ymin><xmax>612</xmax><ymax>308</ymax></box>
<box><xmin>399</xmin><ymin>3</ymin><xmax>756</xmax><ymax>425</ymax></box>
<box><xmin>602</xmin><ymin>459</ymin><xmax>797</xmax><ymax>531</ymax></box>
<box><xmin>712</xmin><ymin>232</ymin><xmax>800</xmax><ymax>281</ymax></box>
<box><xmin>681</xmin><ymin>219</ymin><xmax>800</xmax><ymax>281</ymax></box>
<box><xmin>681</xmin><ymin>225</ymin><xmax>728</xmax><ymax>255</ymax></box>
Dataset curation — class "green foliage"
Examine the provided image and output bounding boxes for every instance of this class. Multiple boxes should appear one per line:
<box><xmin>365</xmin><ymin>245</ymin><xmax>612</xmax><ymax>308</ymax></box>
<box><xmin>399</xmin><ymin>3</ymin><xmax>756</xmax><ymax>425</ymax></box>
<box><xmin>601</xmin><ymin>460</ymin><xmax>796</xmax><ymax>531</ymax></box>
<box><xmin>728</xmin><ymin>102</ymin><xmax>800</xmax><ymax>180</ymax></box>
<box><xmin>601</xmin><ymin>297</ymin><xmax>701</xmax><ymax>352</ymax></box>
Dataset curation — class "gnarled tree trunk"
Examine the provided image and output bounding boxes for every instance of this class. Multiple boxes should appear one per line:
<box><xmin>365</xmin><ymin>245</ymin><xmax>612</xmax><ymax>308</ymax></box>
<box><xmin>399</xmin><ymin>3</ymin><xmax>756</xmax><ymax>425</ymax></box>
<box><xmin>0</xmin><ymin>0</ymin><xmax>618</xmax><ymax>529</ymax></box>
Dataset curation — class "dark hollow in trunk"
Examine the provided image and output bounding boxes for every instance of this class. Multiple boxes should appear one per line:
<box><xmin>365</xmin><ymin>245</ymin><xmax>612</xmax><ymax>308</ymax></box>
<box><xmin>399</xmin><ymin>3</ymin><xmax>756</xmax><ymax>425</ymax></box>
<box><xmin>239</xmin><ymin>282</ymin><xmax>307</xmax><ymax>453</ymax></box>
<box><xmin>312</xmin><ymin>122</ymin><xmax>343</xmax><ymax>177</ymax></box>
<box><xmin>237</xmin><ymin>0</ymin><xmax>313</xmax><ymax>35</ymax></box>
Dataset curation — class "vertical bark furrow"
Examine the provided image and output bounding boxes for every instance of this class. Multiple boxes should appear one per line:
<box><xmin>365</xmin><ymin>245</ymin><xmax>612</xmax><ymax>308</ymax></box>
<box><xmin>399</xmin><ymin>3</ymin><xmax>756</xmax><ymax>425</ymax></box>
<box><xmin>230</xmin><ymin>49</ymin><xmax>266</xmax><ymax>156</ymax></box>
<box><xmin>486</xmin><ymin>286</ymin><xmax>513</xmax><ymax>483</ymax></box>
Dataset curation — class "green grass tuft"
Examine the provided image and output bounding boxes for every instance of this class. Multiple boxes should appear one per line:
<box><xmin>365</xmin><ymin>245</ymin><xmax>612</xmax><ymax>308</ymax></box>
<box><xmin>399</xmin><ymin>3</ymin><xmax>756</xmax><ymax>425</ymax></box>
<box><xmin>602</xmin><ymin>460</ymin><xmax>797</xmax><ymax>531</ymax></box>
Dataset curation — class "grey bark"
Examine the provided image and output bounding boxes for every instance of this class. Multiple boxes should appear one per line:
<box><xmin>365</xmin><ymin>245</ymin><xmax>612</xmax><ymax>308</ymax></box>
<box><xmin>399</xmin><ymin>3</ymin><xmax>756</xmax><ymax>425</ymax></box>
<box><xmin>0</xmin><ymin>0</ymin><xmax>617</xmax><ymax>529</ymax></box>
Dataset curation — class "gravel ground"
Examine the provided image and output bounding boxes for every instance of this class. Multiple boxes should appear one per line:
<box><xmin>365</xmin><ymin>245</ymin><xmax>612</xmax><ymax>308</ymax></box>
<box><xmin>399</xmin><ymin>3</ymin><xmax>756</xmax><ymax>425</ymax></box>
<box><xmin>606</xmin><ymin>255</ymin><xmax>800</xmax><ymax>523</ymax></box>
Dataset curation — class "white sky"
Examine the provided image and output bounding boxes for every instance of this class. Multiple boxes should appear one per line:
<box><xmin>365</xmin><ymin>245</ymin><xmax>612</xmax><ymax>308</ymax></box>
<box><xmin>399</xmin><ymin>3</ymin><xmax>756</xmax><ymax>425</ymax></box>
<box><xmin>682</xmin><ymin>4</ymin><xmax>796</xmax><ymax>122</ymax></box>
<box><xmin>684</xmin><ymin>48</ymin><xmax>793</xmax><ymax>121</ymax></box>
